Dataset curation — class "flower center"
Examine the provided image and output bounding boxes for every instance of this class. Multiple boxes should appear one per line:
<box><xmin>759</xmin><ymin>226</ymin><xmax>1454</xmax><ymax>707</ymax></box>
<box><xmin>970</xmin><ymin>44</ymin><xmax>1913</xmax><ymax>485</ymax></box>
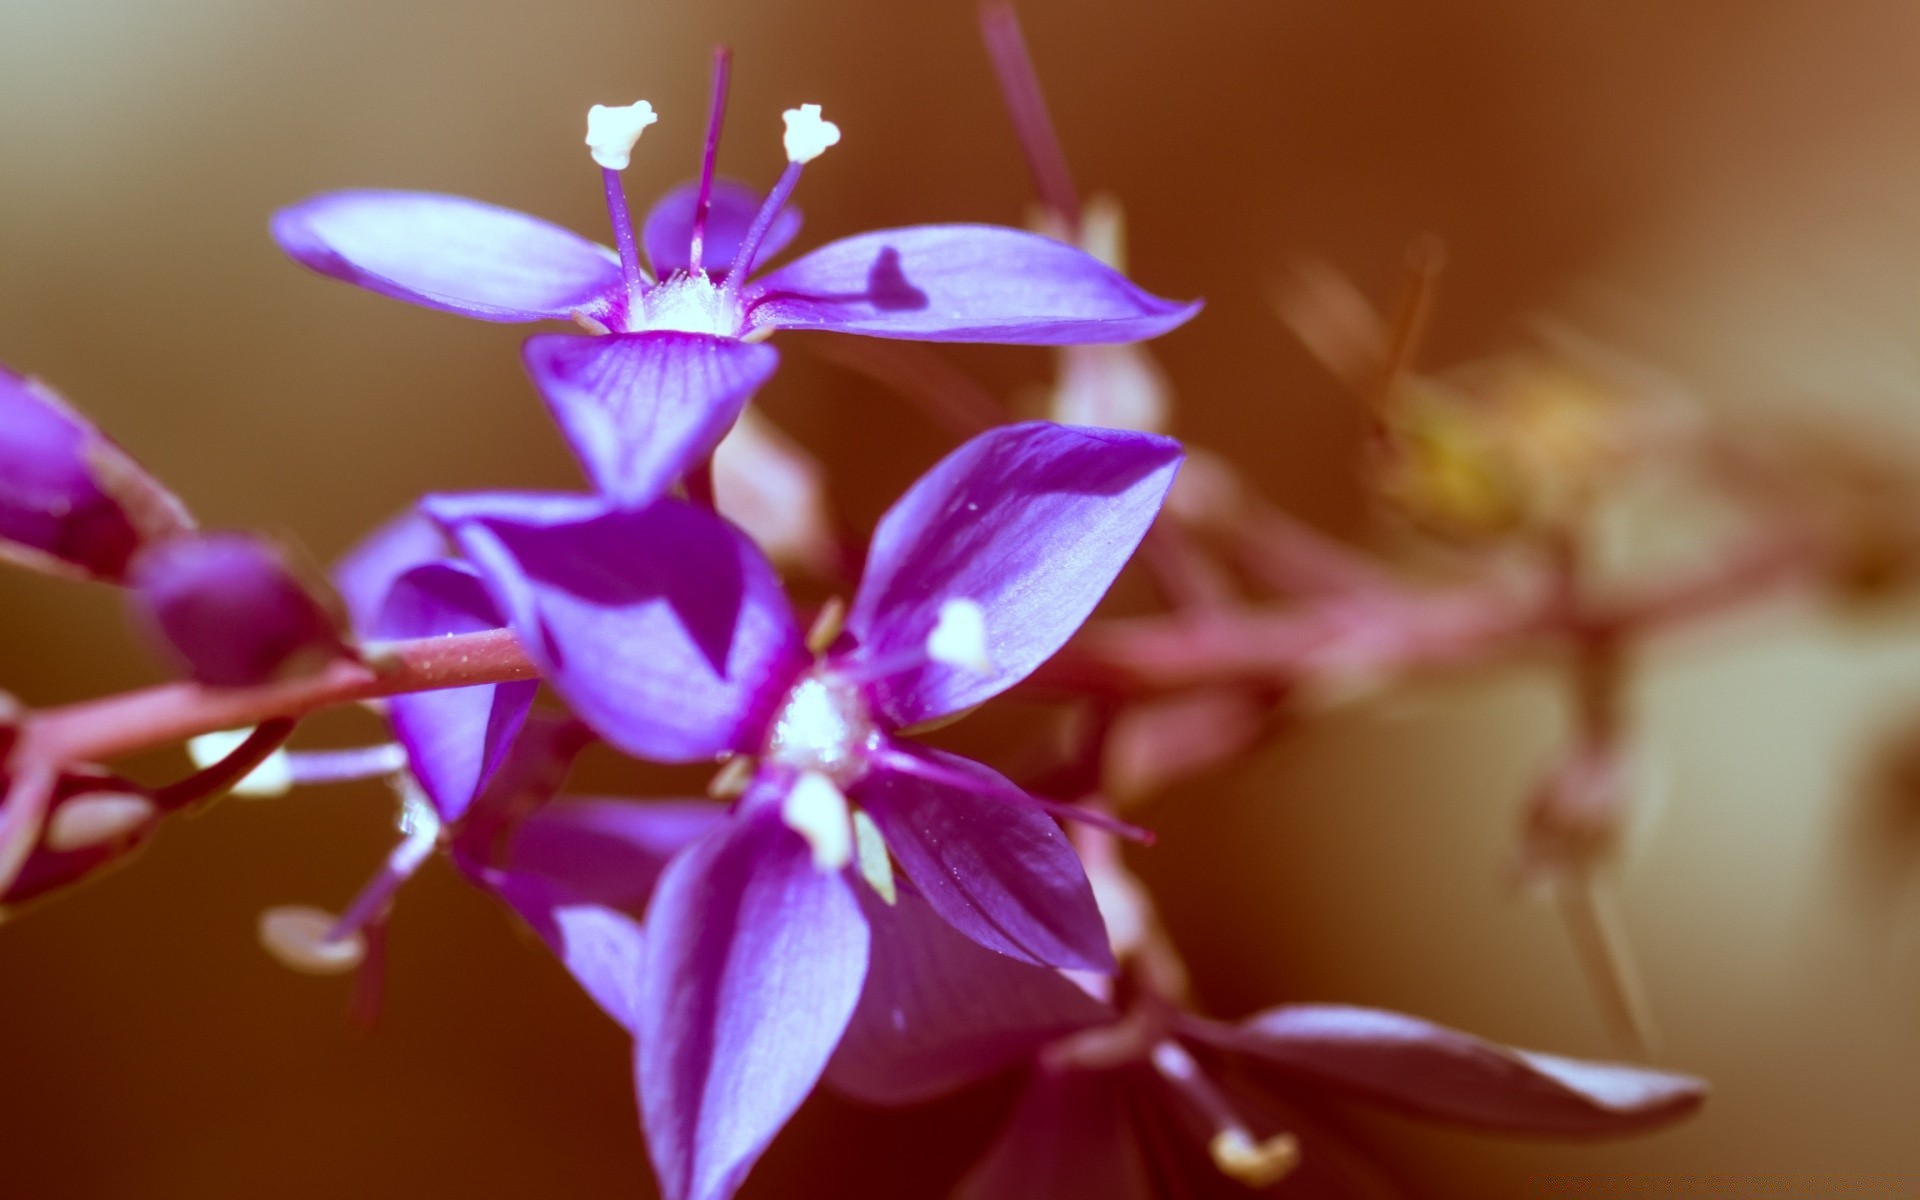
<box><xmin>633</xmin><ymin>273</ymin><xmax>740</xmax><ymax>337</ymax></box>
<box><xmin>764</xmin><ymin>670</ymin><xmax>879</xmax><ymax>787</ymax></box>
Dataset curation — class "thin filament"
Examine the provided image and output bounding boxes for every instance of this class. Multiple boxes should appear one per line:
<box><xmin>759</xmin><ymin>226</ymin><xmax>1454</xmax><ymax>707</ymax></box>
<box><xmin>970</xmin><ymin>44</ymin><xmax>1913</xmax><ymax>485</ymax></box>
<box><xmin>689</xmin><ymin>45</ymin><xmax>734</xmax><ymax>274</ymax></box>
<box><xmin>725</xmin><ymin>160</ymin><xmax>803</xmax><ymax>288</ymax></box>
<box><xmin>979</xmin><ymin>2</ymin><xmax>1081</xmax><ymax>227</ymax></box>
<box><xmin>601</xmin><ymin>167</ymin><xmax>652</xmax><ymax>311</ymax></box>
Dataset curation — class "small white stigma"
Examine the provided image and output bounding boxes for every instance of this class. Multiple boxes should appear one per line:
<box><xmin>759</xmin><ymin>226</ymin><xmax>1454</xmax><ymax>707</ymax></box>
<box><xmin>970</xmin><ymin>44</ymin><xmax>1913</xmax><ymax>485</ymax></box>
<box><xmin>851</xmin><ymin>808</ymin><xmax>895</xmax><ymax>904</ymax></box>
<box><xmin>781</xmin><ymin>103</ymin><xmax>840</xmax><ymax>164</ymax></box>
<box><xmin>188</xmin><ymin>729</ymin><xmax>293</xmax><ymax>798</ymax></box>
<box><xmin>586</xmin><ymin>100</ymin><xmax>659</xmax><ymax>170</ymax></box>
<box><xmin>927</xmin><ymin>598</ymin><xmax>992</xmax><ymax>673</ymax></box>
<box><xmin>782</xmin><ymin>771</ymin><xmax>853</xmax><ymax>872</ymax></box>
<box><xmin>258</xmin><ymin>905</ymin><xmax>365</xmax><ymax>975</ymax></box>
<box><xmin>1208</xmin><ymin>1128</ymin><xmax>1301</xmax><ymax>1189</ymax></box>
<box><xmin>45</xmin><ymin>792</ymin><xmax>156</xmax><ymax>852</ymax></box>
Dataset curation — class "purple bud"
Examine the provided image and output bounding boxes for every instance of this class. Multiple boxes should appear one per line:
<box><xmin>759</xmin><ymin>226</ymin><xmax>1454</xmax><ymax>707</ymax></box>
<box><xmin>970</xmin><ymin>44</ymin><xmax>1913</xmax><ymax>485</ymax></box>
<box><xmin>128</xmin><ymin>531</ymin><xmax>348</xmax><ymax>687</ymax></box>
<box><xmin>0</xmin><ymin>769</ymin><xmax>160</xmax><ymax>909</ymax></box>
<box><xmin>0</xmin><ymin>365</ymin><xmax>193</xmax><ymax>582</ymax></box>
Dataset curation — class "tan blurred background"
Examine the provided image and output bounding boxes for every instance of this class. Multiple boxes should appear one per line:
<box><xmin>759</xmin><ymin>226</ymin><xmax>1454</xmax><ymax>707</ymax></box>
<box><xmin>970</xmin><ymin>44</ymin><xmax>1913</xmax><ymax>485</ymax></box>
<box><xmin>5</xmin><ymin>0</ymin><xmax>1920</xmax><ymax>1195</ymax></box>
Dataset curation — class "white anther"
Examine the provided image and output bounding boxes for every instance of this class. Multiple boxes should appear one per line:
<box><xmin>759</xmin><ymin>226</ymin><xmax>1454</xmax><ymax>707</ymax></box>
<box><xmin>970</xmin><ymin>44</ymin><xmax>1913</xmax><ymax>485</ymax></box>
<box><xmin>258</xmin><ymin>905</ymin><xmax>366</xmax><ymax>975</ymax></box>
<box><xmin>187</xmin><ymin>729</ymin><xmax>293</xmax><ymax>798</ymax></box>
<box><xmin>586</xmin><ymin>100</ymin><xmax>659</xmax><ymax>170</ymax></box>
<box><xmin>781</xmin><ymin>771</ymin><xmax>852</xmax><ymax>872</ymax></box>
<box><xmin>851</xmin><ymin>808</ymin><xmax>895</xmax><ymax>904</ymax></box>
<box><xmin>927</xmin><ymin>598</ymin><xmax>992</xmax><ymax>673</ymax></box>
<box><xmin>45</xmin><ymin>792</ymin><xmax>156</xmax><ymax>852</ymax></box>
<box><xmin>781</xmin><ymin>103</ymin><xmax>840</xmax><ymax>164</ymax></box>
<box><xmin>1208</xmin><ymin>1128</ymin><xmax>1300</xmax><ymax>1189</ymax></box>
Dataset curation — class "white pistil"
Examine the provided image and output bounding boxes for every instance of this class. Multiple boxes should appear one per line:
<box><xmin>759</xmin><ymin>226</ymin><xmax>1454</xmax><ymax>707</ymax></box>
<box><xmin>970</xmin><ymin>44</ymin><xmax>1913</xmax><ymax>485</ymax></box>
<box><xmin>44</xmin><ymin>792</ymin><xmax>155</xmax><ymax>852</ymax></box>
<box><xmin>586</xmin><ymin>100</ymin><xmax>659</xmax><ymax>171</ymax></box>
<box><xmin>187</xmin><ymin>729</ymin><xmax>293</xmax><ymax>798</ymax></box>
<box><xmin>851</xmin><ymin>808</ymin><xmax>895</xmax><ymax>904</ymax></box>
<box><xmin>1208</xmin><ymin>1129</ymin><xmax>1301</xmax><ymax>1189</ymax></box>
<box><xmin>781</xmin><ymin>103</ymin><xmax>840</xmax><ymax>163</ymax></box>
<box><xmin>258</xmin><ymin>905</ymin><xmax>366</xmax><ymax>975</ymax></box>
<box><xmin>782</xmin><ymin>771</ymin><xmax>853</xmax><ymax>871</ymax></box>
<box><xmin>927</xmin><ymin>597</ymin><xmax>992</xmax><ymax>673</ymax></box>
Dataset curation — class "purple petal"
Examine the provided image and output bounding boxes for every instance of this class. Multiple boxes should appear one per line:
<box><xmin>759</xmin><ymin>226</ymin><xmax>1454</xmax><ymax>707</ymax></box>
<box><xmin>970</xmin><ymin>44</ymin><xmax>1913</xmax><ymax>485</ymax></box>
<box><xmin>374</xmin><ymin>562</ymin><xmax>536</xmax><ymax>822</ymax></box>
<box><xmin>272</xmin><ymin>190</ymin><xmax>623</xmax><ymax>322</ymax></box>
<box><xmin>955</xmin><ymin>1069</ymin><xmax>1155</xmax><ymax>1200</ymax></box>
<box><xmin>332</xmin><ymin>508</ymin><xmax>449</xmax><ymax>634</ymax></box>
<box><xmin>826</xmin><ymin>882</ymin><xmax>1111</xmax><ymax>1105</ymax></box>
<box><xmin>1189</xmin><ymin>1005</ymin><xmax>1707</xmax><ymax>1137</ymax></box>
<box><xmin>425</xmin><ymin>492</ymin><xmax>803</xmax><ymax>763</ymax></box>
<box><xmin>635</xmin><ymin>800</ymin><xmax>870</xmax><ymax>1200</ymax></box>
<box><xmin>854</xmin><ymin>745</ymin><xmax>1112</xmax><ymax>973</ymax></box>
<box><xmin>642</xmin><ymin>179</ymin><xmax>802</xmax><ymax>279</ymax></box>
<box><xmin>127</xmin><ymin>531</ymin><xmax>345</xmax><ymax>687</ymax></box>
<box><xmin>0</xmin><ymin>365</ymin><xmax>189</xmax><ymax>583</ymax></box>
<box><xmin>742</xmin><ymin>225</ymin><xmax>1201</xmax><ymax>343</ymax></box>
<box><xmin>846</xmin><ymin>422</ymin><xmax>1182</xmax><ymax>728</ymax></box>
<box><xmin>523</xmin><ymin>332</ymin><xmax>779</xmax><ymax>507</ymax></box>
<box><xmin>479</xmin><ymin>798</ymin><xmax>725</xmax><ymax>1031</ymax></box>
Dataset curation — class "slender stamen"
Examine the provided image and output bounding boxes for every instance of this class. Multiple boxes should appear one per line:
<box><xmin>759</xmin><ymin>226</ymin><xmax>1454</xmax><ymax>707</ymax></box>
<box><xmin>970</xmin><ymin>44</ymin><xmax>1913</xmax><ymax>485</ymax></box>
<box><xmin>325</xmin><ymin>780</ymin><xmax>441</xmax><ymax>944</ymax></box>
<box><xmin>586</xmin><ymin>100</ymin><xmax>661</xmax><ymax>310</ymax></box>
<box><xmin>725</xmin><ymin>160</ymin><xmax>803</xmax><ymax>289</ymax></box>
<box><xmin>602</xmin><ymin>167</ymin><xmax>652</xmax><ymax>310</ymax></box>
<box><xmin>688</xmin><ymin>46</ymin><xmax>734</xmax><ymax>275</ymax></box>
<box><xmin>873</xmin><ymin>745</ymin><xmax>1155</xmax><ymax>844</ymax></box>
<box><xmin>1148</xmin><ymin>1040</ymin><xmax>1300</xmax><ymax>1189</ymax></box>
<box><xmin>283</xmin><ymin>743</ymin><xmax>409</xmax><ymax>786</ymax></box>
<box><xmin>979</xmin><ymin>3</ymin><xmax>1080</xmax><ymax>228</ymax></box>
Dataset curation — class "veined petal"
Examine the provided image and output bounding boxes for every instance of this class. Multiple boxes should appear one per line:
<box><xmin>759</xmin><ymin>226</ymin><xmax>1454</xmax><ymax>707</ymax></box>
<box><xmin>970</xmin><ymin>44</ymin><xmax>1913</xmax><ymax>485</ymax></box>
<box><xmin>425</xmin><ymin>491</ymin><xmax>803</xmax><ymax>763</ymax></box>
<box><xmin>480</xmin><ymin>797</ymin><xmax>725</xmax><ymax>1031</ymax></box>
<box><xmin>956</xmin><ymin>1069</ymin><xmax>1156</xmax><ymax>1200</ymax></box>
<box><xmin>374</xmin><ymin>562</ymin><xmax>536</xmax><ymax>822</ymax></box>
<box><xmin>826</xmin><ymin>882</ymin><xmax>1111</xmax><ymax>1105</ymax></box>
<box><xmin>636</xmin><ymin>799</ymin><xmax>869</xmax><ymax>1200</ymax></box>
<box><xmin>846</xmin><ymin>422</ymin><xmax>1182</xmax><ymax>728</ymax></box>
<box><xmin>1188</xmin><ymin>1005</ymin><xmax>1708</xmax><ymax>1137</ymax></box>
<box><xmin>272</xmin><ymin>190</ymin><xmax>623</xmax><ymax>322</ymax></box>
<box><xmin>522</xmin><ymin>332</ymin><xmax>779</xmax><ymax>507</ymax></box>
<box><xmin>742</xmin><ymin>225</ymin><xmax>1201</xmax><ymax>343</ymax></box>
<box><xmin>853</xmin><ymin>745</ymin><xmax>1112</xmax><ymax>973</ymax></box>
<box><xmin>643</xmin><ymin>179</ymin><xmax>802</xmax><ymax>279</ymax></box>
<box><xmin>332</xmin><ymin>507</ymin><xmax>449</xmax><ymax>634</ymax></box>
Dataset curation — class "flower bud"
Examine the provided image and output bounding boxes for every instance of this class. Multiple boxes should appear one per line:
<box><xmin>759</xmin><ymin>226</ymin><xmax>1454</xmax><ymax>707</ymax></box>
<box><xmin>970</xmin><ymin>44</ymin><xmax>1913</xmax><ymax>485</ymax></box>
<box><xmin>0</xmin><ymin>365</ymin><xmax>192</xmax><ymax>583</ymax></box>
<box><xmin>0</xmin><ymin>769</ymin><xmax>161</xmax><ymax>909</ymax></box>
<box><xmin>128</xmin><ymin>531</ymin><xmax>347</xmax><ymax>687</ymax></box>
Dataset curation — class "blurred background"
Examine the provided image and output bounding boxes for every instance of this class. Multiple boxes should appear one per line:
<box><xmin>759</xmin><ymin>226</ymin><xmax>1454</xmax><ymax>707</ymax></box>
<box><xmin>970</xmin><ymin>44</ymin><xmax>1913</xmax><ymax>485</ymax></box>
<box><xmin>5</xmin><ymin>0</ymin><xmax>1920</xmax><ymax>1194</ymax></box>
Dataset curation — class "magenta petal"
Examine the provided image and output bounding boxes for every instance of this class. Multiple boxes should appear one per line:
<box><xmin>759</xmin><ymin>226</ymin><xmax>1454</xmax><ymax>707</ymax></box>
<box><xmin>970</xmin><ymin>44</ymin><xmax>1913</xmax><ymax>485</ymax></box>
<box><xmin>332</xmin><ymin>508</ymin><xmax>449</xmax><ymax>633</ymax></box>
<box><xmin>425</xmin><ymin>491</ymin><xmax>803</xmax><ymax>763</ymax></box>
<box><xmin>374</xmin><ymin>562</ymin><xmax>536</xmax><ymax>822</ymax></box>
<box><xmin>272</xmin><ymin>190</ymin><xmax>624</xmax><ymax>322</ymax></box>
<box><xmin>956</xmin><ymin>1069</ymin><xmax>1155</xmax><ymax>1200</ymax></box>
<box><xmin>847</xmin><ymin>422</ymin><xmax>1182</xmax><ymax>728</ymax></box>
<box><xmin>635</xmin><ymin>802</ymin><xmax>870</xmax><ymax>1200</ymax></box>
<box><xmin>826</xmin><ymin>883</ymin><xmax>1111</xmax><ymax>1105</ymax></box>
<box><xmin>855</xmin><ymin>746</ymin><xmax>1113</xmax><ymax>973</ymax></box>
<box><xmin>523</xmin><ymin>332</ymin><xmax>779</xmax><ymax>507</ymax></box>
<box><xmin>642</xmin><ymin>179</ymin><xmax>802</xmax><ymax>279</ymax></box>
<box><xmin>742</xmin><ymin>224</ymin><xmax>1201</xmax><ymax>343</ymax></box>
<box><xmin>1191</xmin><ymin>1005</ymin><xmax>1708</xmax><ymax>1137</ymax></box>
<box><xmin>481</xmin><ymin>798</ymin><xmax>725</xmax><ymax>1031</ymax></box>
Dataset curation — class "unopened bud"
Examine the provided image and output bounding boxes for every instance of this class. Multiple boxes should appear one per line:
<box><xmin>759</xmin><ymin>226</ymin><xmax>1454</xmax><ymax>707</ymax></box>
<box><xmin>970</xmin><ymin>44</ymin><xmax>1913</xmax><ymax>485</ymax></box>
<box><xmin>44</xmin><ymin>791</ymin><xmax>156</xmax><ymax>852</ymax></box>
<box><xmin>258</xmin><ymin>905</ymin><xmax>365</xmax><ymax>975</ymax></box>
<box><xmin>130</xmin><ymin>531</ymin><xmax>346</xmax><ymax>687</ymax></box>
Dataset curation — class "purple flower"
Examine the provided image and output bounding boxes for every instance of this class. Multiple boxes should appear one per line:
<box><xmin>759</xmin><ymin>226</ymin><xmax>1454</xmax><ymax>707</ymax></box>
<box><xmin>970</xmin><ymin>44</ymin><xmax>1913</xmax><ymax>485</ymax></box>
<box><xmin>424</xmin><ymin>420</ymin><xmax>1181</xmax><ymax>1200</ymax></box>
<box><xmin>128</xmin><ymin>531</ymin><xmax>348</xmax><ymax>687</ymax></box>
<box><xmin>0</xmin><ymin>362</ymin><xmax>192</xmax><ymax>583</ymax></box>
<box><xmin>272</xmin><ymin>55</ymin><xmax>1200</xmax><ymax>507</ymax></box>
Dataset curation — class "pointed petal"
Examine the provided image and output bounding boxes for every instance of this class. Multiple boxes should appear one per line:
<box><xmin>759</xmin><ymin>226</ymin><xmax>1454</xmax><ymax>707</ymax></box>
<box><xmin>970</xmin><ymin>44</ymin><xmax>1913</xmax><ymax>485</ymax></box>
<box><xmin>271</xmin><ymin>190</ymin><xmax>623</xmax><ymax>322</ymax></box>
<box><xmin>826</xmin><ymin>882</ymin><xmax>1111</xmax><ymax>1105</ymax></box>
<box><xmin>743</xmin><ymin>225</ymin><xmax>1201</xmax><ymax>343</ymax></box>
<box><xmin>374</xmin><ymin>562</ymin><xmax>537</xmax><ymax>822</ymax></box>
<box><xmin>425</xmin><ymin>492</ymin><xmax>803</xmax><ymax>763</ymax></box>
<box><xmin>643</xmin><ymin>179</ymin><xmax>802</xmax><ymax>279</ymax></box>
<box><xmin>1188</xmin><ymin>1005</ymin><xmax>1708</xmax><ymax>1137</ymax></box>
<box><xmin>956</xmin><ymin>1069</ymin><xmax>1156</xmax><ymax>1200</ymax></box>
<box><xmin>635</xmin><ymin>803</ymin><xmax>869</xmax><ymax>1200</ymax></box>
<box><xmin>480</xmin><ymin>798</ymin><xmax>725</xmax><ymax>1031</ymax></box>
<box><xmin>846</xmin><ymin>422</ymin><xmax>1182</xmax><ymax>727</ymax></box>
<box><xmin>332</xmin><ymin>507</ymin><xmax>449</xmax><ymax>634</ymax></box>
<box><xmin>522</xmin><ymin>332</ymin><xmax>779</xmax><ymax>506</ymax></box>
<box><xmin>854</xmin><ymin>746</ymin><xmax>1112</xmax><ymax>972</ymax></box>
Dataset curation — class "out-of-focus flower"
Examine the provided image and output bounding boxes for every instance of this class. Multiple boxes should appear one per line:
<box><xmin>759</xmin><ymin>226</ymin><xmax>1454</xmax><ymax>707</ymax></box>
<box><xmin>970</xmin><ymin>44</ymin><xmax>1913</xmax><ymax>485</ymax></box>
<box><xmin>127</xmin><ymin>531</ymin><xmax>348</xmax><ymax>687</ymax></box>
<box><xmin>426</xmin><ymin>421</ymin><xmax>1182</xmax><ymax>1200</ymax></box>
<box><xmin>711</xmin><ymin>407</ymin><xmax>840</xmax><ymax>576</ymax></box>
<box><xmin>1039</xmin><ymin>198</ymin><xmax>1176</xmax><ymax>434</ymax></box>
<box><xmin>273</xmin><ymin>62</ymin><xmax>1198</xmax><ymax>509</ymax></box>
<box><xmin>0</xmin><ymin>362</ymin><xmax>192</xmax><ymax>583</ymax></box>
